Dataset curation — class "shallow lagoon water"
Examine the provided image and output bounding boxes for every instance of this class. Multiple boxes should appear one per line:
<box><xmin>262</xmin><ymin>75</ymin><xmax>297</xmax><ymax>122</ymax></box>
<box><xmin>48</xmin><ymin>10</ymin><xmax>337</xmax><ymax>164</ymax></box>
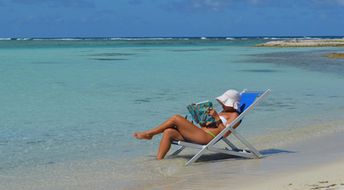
<box><xmin>0</xmin><ymin>39</ymin><xmax>344</xmax><ymax>189</ymax></box>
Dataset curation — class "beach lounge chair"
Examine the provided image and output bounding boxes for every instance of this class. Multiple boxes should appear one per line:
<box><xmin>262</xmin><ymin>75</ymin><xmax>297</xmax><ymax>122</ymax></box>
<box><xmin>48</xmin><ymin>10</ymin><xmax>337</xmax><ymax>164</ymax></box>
<box><xmin>170</xmin><ymin>89</ymin><xmax>271</xmax><ymax>166</ymax></box>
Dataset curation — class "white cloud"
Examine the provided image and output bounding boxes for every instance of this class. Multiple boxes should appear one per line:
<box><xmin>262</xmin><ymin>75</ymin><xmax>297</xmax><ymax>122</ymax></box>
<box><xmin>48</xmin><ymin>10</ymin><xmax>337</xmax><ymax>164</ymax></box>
<box><xmin>189</xmin><ymin>0</ymin><xmax>230</xmax><ymax>11</ymax></box>
<box><xmin>313</xmin><ymin>0</ymin><xmax>344</xmax><ymax>6</ymax></box>
<box><xmin>162</xmin><ymin>0</ymin><xmax>275</xmax><ymax>12</ymax></box>
<box><xmin>161</xmin><ymin>0</ymin><xmax>233</xmax><ymax>12</ymax></box>
<box><xmin>9</xmin><ymin>0</ymin><xmax>95</xmax><ymax>8</ymax></box>
<box><xmin>335</xmin><ymin>0</ymin><xmax>344</xmax><ymax>5</ymax></box>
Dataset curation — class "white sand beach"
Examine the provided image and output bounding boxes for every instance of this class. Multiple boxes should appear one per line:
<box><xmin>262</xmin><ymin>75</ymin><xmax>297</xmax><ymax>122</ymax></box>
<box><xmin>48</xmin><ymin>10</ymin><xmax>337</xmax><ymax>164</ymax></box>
<box><xmin>149</xmin><ymin>129</ymin><xmax>344</xmax><ymax>190</ymax></box>
<box><xmin>242</xmin><ymin>159</ymin><xmax>344</xmax><ymax>190</ymax></box>
<box><xmin>226</xmin><ymin>131</ymin><xmax>344</xmax><ymax>190</ymax></box>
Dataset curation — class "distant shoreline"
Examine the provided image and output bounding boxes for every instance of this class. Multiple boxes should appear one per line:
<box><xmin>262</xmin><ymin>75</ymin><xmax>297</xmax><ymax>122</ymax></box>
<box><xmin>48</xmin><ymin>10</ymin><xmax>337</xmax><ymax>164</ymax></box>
<box><xmin>257</xmin><ymin>39</ymin><xmax>344</xmax><ymax>47</ymax></box>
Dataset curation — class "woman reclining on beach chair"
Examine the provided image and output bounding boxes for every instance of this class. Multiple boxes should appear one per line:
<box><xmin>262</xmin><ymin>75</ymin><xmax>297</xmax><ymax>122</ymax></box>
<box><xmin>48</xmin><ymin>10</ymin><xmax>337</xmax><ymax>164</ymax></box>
<box><xmin>133</xmin><ymin>89</ymin><xmax>241</xmax><ymax>160</ymax></box>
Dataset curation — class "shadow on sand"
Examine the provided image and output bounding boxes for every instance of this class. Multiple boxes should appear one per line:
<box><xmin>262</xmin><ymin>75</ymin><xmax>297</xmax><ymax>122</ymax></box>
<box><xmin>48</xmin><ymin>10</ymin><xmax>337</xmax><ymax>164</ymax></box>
<box><xmin>168</xmin><ymin>148</ymin><xmax>296</xmax><ymax>163</ymax></box>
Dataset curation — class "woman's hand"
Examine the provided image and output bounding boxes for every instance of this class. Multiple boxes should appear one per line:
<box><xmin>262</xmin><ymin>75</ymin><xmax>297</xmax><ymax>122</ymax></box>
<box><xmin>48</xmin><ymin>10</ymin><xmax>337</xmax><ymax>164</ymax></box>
<box><xmin>206</xmin><ymin>108</ymin><xmax>224</xmax><ymax>128</ymax></box>
<box><xmin>207</xmin><ymin>108</ymin><xmax>218</xmax><ymax>118</ymax></box>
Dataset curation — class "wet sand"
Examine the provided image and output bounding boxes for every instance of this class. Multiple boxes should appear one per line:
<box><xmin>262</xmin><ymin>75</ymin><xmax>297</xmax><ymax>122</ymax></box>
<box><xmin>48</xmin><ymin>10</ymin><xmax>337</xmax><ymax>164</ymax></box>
<box><xmin>2</xmin><ymin>129</ymin><xmax>344</xmax><ymax>190</ymax></box>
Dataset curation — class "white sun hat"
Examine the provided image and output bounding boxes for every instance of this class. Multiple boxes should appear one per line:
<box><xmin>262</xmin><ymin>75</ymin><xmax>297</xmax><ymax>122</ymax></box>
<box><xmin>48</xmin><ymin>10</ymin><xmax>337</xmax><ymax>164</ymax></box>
<box><xmin>216</xmin><ymin>89</ymin><xmax>241</xmax><ymax>111</ymax></box>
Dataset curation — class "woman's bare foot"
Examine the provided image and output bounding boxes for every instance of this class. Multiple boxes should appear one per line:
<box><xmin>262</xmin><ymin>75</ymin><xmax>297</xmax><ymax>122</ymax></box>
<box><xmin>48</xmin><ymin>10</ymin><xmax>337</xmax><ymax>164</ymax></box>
<box><xmin>133</xmin><ymin>132</ymin><xmax>153</xmax><ymax>140</ymax></box>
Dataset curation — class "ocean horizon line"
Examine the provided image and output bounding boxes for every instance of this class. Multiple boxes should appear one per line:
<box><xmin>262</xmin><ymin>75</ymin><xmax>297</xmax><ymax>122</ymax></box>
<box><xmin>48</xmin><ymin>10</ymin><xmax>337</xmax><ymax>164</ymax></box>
<box><xmin>1</xmin><ymin>36</ymin><xmax>344</xmax><ymax>41</ymax></box>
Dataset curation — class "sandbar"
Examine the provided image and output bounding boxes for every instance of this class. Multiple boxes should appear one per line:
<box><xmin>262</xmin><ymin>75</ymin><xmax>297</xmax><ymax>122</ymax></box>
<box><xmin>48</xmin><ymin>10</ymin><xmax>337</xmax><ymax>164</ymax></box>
<box><xmin>326</xmin><ymin>53</ymin><xmax>344</xmax><ymax>59</ymax></box>
<box><xmin>257</xmin><ymin>39</ymin><xmax>344</xmax><ymax>47</ymax></box>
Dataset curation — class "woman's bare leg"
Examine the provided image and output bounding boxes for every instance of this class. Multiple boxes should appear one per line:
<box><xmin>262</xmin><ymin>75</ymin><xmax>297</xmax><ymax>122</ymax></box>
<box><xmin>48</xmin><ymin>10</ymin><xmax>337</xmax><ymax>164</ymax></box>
<box><xmin>134</xmin><ymin>115</ymin><xmax>181</xmax><ymax>139</ymax></box>
<box><xmin>134</xmin><ymin>114</ymin><xmax>212</xmax><ymax>144</ymax></box>
<box><xmin>157</xmin><ymin>128</ymin><xmax>184</xmax><ymax>160</ymax></box>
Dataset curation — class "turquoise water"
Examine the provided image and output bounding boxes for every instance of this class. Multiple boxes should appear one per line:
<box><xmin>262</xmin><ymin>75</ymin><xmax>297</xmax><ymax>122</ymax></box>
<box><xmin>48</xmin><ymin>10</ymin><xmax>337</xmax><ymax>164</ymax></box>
<box><xmin>1</xmin><ymin>38</ymin><xmax>344</xmax><ymax>188</ymax></box>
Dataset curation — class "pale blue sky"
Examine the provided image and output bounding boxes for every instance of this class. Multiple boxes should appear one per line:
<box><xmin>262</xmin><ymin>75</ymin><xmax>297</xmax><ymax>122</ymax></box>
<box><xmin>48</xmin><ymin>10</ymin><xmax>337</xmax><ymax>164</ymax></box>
<box><xmin>0</xmin><ymin>0</ymin><xmax>343</xmax><ymax>37</ymax></box>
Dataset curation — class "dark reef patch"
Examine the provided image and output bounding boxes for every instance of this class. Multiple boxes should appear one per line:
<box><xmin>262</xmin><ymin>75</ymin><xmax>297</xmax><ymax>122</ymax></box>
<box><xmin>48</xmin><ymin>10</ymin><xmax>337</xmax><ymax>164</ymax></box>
<box><xmin>240</xmin><ymin>69</ymin><xmax>280</xmax><ymax>73</ymax></box>
<box><xmin>88</xmin><ymin>52</ymin><xmax>135</xmax><ymax>61</ymax></box>
<box><xmin>169</xmin><ymin>48</ymin><xmax>222</xmax><ymax>52</ymax></box>
<box><xmin>134</xmin><ymin>98</ymin><xmax>152</xmax><ymax>104</ymax></box>
<box><xmin>90</xmin><ymin>58</ymin><xmax>128</xmax><ymax>61</ymax></box>
<box><xmin>31</xmin><ymin>61</ymin><xmax>60</xmax><ymax>64</ymax></box>
<box><xmin>89</xmin><ymin>53</ymin><xmax>136</xmax><ymax>57</ymax></box>
<box><xmin>245</xmin><ymin>50</ymin><xmax>344</xmax><ymax>76</ymax></box>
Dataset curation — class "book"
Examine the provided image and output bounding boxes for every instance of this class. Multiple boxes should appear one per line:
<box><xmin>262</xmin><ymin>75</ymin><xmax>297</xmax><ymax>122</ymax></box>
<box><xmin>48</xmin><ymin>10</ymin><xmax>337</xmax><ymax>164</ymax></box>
<box><xmin>187</xmin><ymin>100</ymin><xmax>216</xmax><ymax>125</ymax></box>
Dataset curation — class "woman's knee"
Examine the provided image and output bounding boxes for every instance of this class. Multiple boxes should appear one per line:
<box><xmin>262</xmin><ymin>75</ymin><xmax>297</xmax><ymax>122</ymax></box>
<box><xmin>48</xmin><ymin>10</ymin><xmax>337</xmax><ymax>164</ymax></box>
<box><xmin>163</xmin><ymin>128</ymin><xmax>178</xmax><ymax>140</ymax></box>
<box><xmin>170</xmin><ymin>114</ymin><xmax>183</xmax><ymax>123</ymax></box>
<box><xmin>163</xmin><ymin>128</ymin><xmax>177</xmax><ymax>139</ymax></box>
